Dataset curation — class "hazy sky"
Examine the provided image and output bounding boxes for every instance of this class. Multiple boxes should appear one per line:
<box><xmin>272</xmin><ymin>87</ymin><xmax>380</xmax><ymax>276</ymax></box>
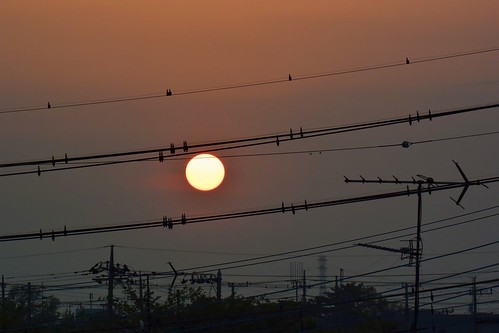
<box><xmin>1</xmin><ymin>1</ymin><xmax>498</xmax><ymax>308</ymax></box>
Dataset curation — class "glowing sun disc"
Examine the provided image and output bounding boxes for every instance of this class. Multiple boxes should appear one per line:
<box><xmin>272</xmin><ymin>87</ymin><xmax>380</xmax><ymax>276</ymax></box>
<box><xmin>185</xmin><ymin>154</ymin><xmax>225</xmax><ymax>191</ymax></box>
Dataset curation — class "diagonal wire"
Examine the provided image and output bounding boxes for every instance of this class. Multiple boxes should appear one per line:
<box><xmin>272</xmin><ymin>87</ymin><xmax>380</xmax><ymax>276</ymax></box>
<box><xmin>1</xmin><ymin>47</ymin><xmax>497</xmax><ymax>115</ymax></box>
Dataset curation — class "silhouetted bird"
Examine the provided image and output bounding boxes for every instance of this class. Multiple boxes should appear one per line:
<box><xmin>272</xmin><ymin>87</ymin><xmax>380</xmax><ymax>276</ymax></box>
<box><xmin>288</xmin><ymin>74</ymin><xmax>292</xmax><ymax>81</ymax></box>
<box><xmin>406</xmin><ymin>57</ymin><xmax>410</xmax><ymax>64</ymax></box>
<box><xmin>47</xmin><ymin>102</ymin><xmax>51</xmax><ymax>108</ymax></box>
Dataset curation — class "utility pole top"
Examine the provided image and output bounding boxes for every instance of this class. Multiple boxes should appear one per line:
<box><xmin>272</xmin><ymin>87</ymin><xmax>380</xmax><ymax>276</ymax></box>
<box><xmin>344</xmin><ymin>161</ymin><xmax>484</xmax><ymax>208</ymax></box>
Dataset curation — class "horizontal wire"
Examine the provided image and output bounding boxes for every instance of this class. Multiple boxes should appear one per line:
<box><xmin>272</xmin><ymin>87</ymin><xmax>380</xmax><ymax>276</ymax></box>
<box><xmin>2</xmin><ymin>173</ymin><xmax>492</xmax><ymax>244</ymax></box>
<box><xmin>0</xmin><ymin>115</ymin><xmax>405</xmax><ymax>168</ymax></box>
<box><xmin>4</xmin><ymin>255</ymin><xmax>498</xmax><ymax>321</ymax></box>
<box><xmin>179</xmin><ymin>211</ymin><xmax>499</xmax><ymax>277</ymax></box>
<box><xmin>1</xmin><ymin>47</ymin><xmax>497</xmax><ymax>116</ymax></box>
<box><xmin>34</xmin><ymin>128</ymin><xmax>499</xmax><ymax>166</ymax></box>
<box><xmin>1</xmin><ymin>102</ymin><xmax>498</xmax><ymax>178</ymax></box>
<box><xmin>246</xmin><ymin>258</ymin><xmax>499</xmax><ymax>303</ymax></box>
<box><xmin>0</xmin><ymin>246</ymin><xmax>106</xmax><ymax>261</ymax></box>
<box><xmin>4</xmin><ymin>204</ymin><xmax>497</xmax><ymax>286</ymax></box>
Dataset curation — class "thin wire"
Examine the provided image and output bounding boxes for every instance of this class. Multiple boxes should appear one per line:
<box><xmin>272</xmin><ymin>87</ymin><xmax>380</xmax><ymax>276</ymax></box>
<box><xmin>60</xmin><ymin>128</ymin><xmax>499</xmax><ymax>163</ymax></box>
<box><xmin>0</xmin><ymin>114</ymin><xmax>407</xmax><ymax>168</ymax></box>
<box><xmin>411</xmin><ymin>130</ymin><xmax>499</xmax><ymax>146</ymax></box>
<box><xmin>0</xmin><ymin>102</ymin><xmax>498</xmax><ymax>178</ymax></box>
<box><xmin>116</xmin><ymin>245</ymin><xmax>266</xmax><ymax>257</ymax></box>
<box><xmin>0</xmin><ymin>246</ymin><xmax>105</xmax><ymax>261</ymax></box>
<box><xmin>0</xmin><ymin>47</ymin><xmax>497</xmax><ymax>115</ymax></box>
<box><xmin>181</xmin><ymin>212</ymin><xmax>499</xmax><ymax>276</ymax></box>
<box><xmin>4</xmin><ymin>204</ymin><xmax>497</xmax><ymax>285</ymax></box>
<box><xmin>246</xmin><ymin>256</ymin><xmax>499</xmax><ymax>302</ymax></box>
<box><xmin>0</xmin><ymin>176</ymin><xmax>498</xmax><ymax>243</ymax></box>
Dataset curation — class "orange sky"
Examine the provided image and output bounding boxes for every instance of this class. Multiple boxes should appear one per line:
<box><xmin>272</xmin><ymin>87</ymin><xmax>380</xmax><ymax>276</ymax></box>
<box><xmin>0</xmin><ymin>0</ymin><xmax>498</xmax><ymax>307</ymax></box>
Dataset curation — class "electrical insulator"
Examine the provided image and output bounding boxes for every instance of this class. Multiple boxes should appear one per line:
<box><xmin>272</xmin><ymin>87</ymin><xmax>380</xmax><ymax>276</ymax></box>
<box><xmin>402</xmin><ymin>141</ymin><xmax>412</xmax><ymax>148</ymax></box>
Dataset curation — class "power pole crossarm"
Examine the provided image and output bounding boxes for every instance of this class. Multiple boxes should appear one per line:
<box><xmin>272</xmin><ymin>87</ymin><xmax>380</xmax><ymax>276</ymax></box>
<box><xmin>356</xmin><ymin>242</ymin><xmax>415</xmax><ymax>256</ymax></box>
<box><xmin>345</xmin><ymin>161</ymin><xmax>484</xmax><ymax>208</ymax></box>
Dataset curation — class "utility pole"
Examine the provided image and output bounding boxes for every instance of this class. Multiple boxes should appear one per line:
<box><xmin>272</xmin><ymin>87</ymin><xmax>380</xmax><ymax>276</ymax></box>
<box><xmin>413</xmin><ymin>183</ymin><xmax>423</xmax><ymax>332</ymax></box>
<box><xmin>230</xmin><ymin>282</ymin><xmax>235</xmax><ymax>302</ymax></box>
<box><xmin>107</xmin><ymin>245</ymin><xmax>115</xmax><ymax>316</ymax></box>
<box><xmin>88</xmin><ymin>245</ymin><xmax>135</xmax><ymax>318</ymax></box>
<box><xmin>403</xmin><ymin>283</ymin><xmax>409</xmax><ymax>325</ymax></box>
<box><xmin>27</xmin><ymin>282</ymin><xmax>32</xmax><ymax>327</ymax></box>
<box><xmin>472</xmin><ymin>277</ymin><xmax>478</xmax><ymax>333</ymax></box>
<box><xmin>318</xmin><ymin>256</ymin><xmax>328</xmax><ymax>297</ymax></box>
<box><xmin>146</xmin><ymin>274</ymin><xmax>151</xmax><ymax>333</ymax></box>
<box><xmin>216</xmin><ymin>269</ymin><xmax>222</xmax><ymax>302</ymax></box>
<box><xmin>290</xmin><ymin>262</ymin><xmax>303</xmax><ymax>303</ymax></box>
<box><xmin>472</xmin><ymin>277</ymin><xmax>477</xmax><ymax>316</ymax></box>
<box><xmin>176</xmin><ymin>289</ymin><xmax>181</xmax><ymax>313</ymax></box>
<box><xmin>139</xmin><ymin>271</ymin><xmax>144</xmax><ymax>316</ymax></box>
<box><xmin>302</xmin><ymin>270</ymin><xmax>307</xmax><ymax>303</ymax></box>
<box><xmin>1</xmin><ymin>275</ymin><xmax>5</xmax><ymax>308</ymax></box>
<box><xmin>345</xmin><ymin>161</ymin><xmax>482</xmax><ymax>333</ymax></box>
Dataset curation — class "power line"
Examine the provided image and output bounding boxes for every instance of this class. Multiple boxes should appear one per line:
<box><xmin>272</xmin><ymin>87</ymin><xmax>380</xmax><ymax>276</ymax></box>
<box><xmin>1</xmin><ymin>200</ymin><xmax>496</xmax><ymax>315</ymax></box>
<box><xmin>4</xmin><ymin>204</ymin><xmax>497</xmax><ymax>285</ymax></box>
<box><xmin>2</xmin><ymin>174</ymin><xmax>498</xmax><ymax>243</ymax></box>
<box><xmin>0</xmin><ymin>246</ymin><xmax>106</xmax><ymax>261</ymax></box>
<box><xmin>175</xmin><ymin>211</ymin><xmax>499</xmax><ymax>278</ymax></box>
<box><xmin>1</xmin><ymin>174</ymin><xmax>498</xmax><ymax>246</ymax></box>
<box><xmin>409</xmin><ymin>130</ymin><xmax>499</xmax><ymax>147</ymax></box>
<box><xmin>3</xmin><ymin>205</ymin><xmax>497</xmax><ymax>295</ymax></box>
<box><xmin>56</xmin><ymin>128</ymin><xmax>499</xmax><ymax>164</ymax></box>
<box><xmin>1</xmin><ymin>102</ymin><xmax>498</xmax><ymax>178</ymax></box>
<box><xmin>0</xmin><ymin>109</ymin><xmax>419</xmax><ymax>168</ymax></box>
<box><xmin>3</xmin><ymin>241</ymin><xmax>497</xmax><ymax>326</ymax></box>
<box><xmin>1</xmin><ymin>47</ymin><xmax>497</xmax><ymax>116</ymax></box>
<box><xmin>243</xmin><ymin>254</ymin><xmax>499</xmax><ymax>303</ymax></box>
<box><xmin>116</xmin><ymin>245</ymin><xmax>267</xmax><ymax>257</ymax></box>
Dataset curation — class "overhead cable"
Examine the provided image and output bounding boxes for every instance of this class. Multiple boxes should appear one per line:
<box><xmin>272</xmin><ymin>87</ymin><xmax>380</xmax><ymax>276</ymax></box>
<box><xmin>1</xmin><ymin>102</ymin><xmax>498</xmax><ymax>177</ymax></box>
<box><xmin>1</xmin><ymin>175</ymin><xmax>498</xmax><ymax>243</ymax></box>
<box><xmin>1</xmin><ymin>47</ymin><xmax>497</xmax><ymax>115</ymax></box>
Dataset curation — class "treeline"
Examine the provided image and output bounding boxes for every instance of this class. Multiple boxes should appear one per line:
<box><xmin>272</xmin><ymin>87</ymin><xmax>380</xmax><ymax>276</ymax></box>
<box><xmin>0</xmin><ymin>282</ymin><xmax>403</xmax><ymax>332</ymax></box>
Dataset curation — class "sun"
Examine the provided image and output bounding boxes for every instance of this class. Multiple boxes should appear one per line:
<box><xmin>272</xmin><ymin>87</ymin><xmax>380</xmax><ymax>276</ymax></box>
<box><xmin>185</xmin><ymin>154</ymin><xmax>225</xmax><ymax>191</ymax></box>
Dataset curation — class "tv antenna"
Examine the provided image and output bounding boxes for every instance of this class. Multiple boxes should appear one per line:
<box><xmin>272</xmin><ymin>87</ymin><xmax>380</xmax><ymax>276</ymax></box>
<box><xmin>344</xmin><ymin>161</ymin><xmax>487</xmax><ymax>333</ymax></box>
